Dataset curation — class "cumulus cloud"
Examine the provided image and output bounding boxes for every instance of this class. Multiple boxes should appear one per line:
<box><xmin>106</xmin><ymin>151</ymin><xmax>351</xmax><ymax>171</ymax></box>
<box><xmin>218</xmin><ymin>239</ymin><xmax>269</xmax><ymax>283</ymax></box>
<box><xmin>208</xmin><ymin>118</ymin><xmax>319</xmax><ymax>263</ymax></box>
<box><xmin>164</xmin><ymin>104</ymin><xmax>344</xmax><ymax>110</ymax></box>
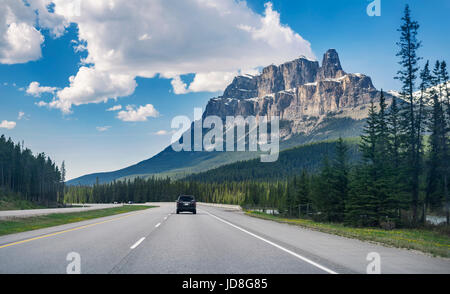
<box><xmin>0</xmin><ymin>0</ymin><xmax>68</xmax><ymax>64</ymax></box>
<box><xmin>26</xmin><ymin>82</ymin><xmax>58</xmax><ymax>97</ymax></box>
<box><xmin>17</xmin><ymin>111</ymin><xmax>25</xmax><ymax>120</ymax></box>
<box><xmin>35</xmin><ymin>101</ymin><xmax>49</xmax><ymax>108</ymax></box>
<box><xmin>170</xmin><ymin>76</ymin><xmax>189</xmax><ymax>95</ymax></box>
<box><xmin>189</xmin><ymin>71</ymin><xmax>241</xmax><ymax>93</ymax></box>
<box><xmin>52</xmin><ymin>67</ymin><xmax>137</xmax><ymax>113</ymax></box>
<box><xmin>0</xmin><ymin>120</ymin><xmax>16</xmax><ymax>129</ymax></box>
<box><xmin>173</xmin><ymin>72</ymin><xmax>238</xmax><ymax>94</ymax></box>
<box><xmin>0</xmin><ymin>22</ymin><xmax>44</xmax><ymax>64</ymax></box>
<box><xmin>117</xmin><ymin>104</ymin><xmax>159</xmax><ymax>122</ymax></box>
<box><xmin>31</xmin><ymin>0</ymin><xmax>314</xmax><ymax>112</ymax></box>
<box><xmin>106</xmin><ymin>105</ymin><xmax>122</xmax><ymax>112</ymax></box>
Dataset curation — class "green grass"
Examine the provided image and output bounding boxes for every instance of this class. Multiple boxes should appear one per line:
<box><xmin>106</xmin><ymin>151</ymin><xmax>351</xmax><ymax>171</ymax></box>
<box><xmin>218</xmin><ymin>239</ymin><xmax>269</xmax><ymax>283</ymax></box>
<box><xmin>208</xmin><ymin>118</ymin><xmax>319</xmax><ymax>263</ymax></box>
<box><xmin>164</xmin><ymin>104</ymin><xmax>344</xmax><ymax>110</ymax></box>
<box><xmin>0</xmin><ymin>205</ymin><xmax>154</xmax><ymax>237</ymax></box>
<box><xmin>246</xmin><ymin>211</ymin><xmax>450</xmax><ymax>258</ymax></box>
<box><xmin>0</xmin><ymin>195</ymin><xmax>46</xmax><ymax>211</ymax></box>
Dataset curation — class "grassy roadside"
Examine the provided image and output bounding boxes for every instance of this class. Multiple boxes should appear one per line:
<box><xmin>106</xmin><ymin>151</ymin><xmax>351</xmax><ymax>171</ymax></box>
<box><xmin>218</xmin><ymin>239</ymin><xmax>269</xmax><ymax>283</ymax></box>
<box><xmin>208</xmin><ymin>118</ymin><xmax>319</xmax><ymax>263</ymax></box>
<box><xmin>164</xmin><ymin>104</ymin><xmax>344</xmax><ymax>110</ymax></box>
<box><xmin>0</xmin><ymin>195</ymin><xmax>46</xmax><ymax>211</ymax></box>
<box><xmin>246</xmin><ymin>211</ymin><xmax>450</xmax><ymax>258</ymax></box>
<box><xmin>0</xmin><ymin>205</ymin><xmax>155</xmax><ymax>237</ymax></box>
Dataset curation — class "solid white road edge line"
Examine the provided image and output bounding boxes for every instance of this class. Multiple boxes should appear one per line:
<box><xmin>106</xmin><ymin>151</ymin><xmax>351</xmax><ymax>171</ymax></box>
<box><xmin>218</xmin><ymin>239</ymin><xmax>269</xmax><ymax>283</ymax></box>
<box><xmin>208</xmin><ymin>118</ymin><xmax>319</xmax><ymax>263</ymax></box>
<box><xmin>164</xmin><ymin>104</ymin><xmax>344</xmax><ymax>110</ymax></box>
<box><xmin>203</xmin><ymin>210</ymin><xmax>338</xmax><ymax>275</ymax></box>
<box><xmin>130</xmin><ymin>237</ymin><xmax>145</xmax><ymax>249</ymax></box>
<box><xmin>155</xmin><ymin>222</ymin><xmax>161</xmax><ymax>228</ymax></box>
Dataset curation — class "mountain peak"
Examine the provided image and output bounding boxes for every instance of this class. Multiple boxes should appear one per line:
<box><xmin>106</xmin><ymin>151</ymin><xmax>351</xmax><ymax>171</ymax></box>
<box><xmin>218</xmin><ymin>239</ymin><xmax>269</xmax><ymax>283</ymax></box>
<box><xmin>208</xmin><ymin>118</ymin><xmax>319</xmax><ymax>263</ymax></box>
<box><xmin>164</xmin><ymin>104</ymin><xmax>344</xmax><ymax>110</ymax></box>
<box><xmin>221</xmin><ymin>49</ymin><xmax>352</xmax><ymax>100</ymax></box>
<box><xmin>316</xmin><ymin>49</ymin><xmax>345</xmax><ymax>80</ymax></box>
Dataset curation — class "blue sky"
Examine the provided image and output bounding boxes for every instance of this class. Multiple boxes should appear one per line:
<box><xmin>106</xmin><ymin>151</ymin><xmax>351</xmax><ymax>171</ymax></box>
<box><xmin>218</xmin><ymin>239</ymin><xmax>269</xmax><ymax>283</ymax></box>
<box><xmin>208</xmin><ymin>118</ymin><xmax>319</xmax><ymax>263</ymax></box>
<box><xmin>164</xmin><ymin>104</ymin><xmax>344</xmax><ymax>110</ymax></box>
<box><xmin>0</xmin><ymin>0</ymin><xmax>449</xmax><ymax>180</ymax></box>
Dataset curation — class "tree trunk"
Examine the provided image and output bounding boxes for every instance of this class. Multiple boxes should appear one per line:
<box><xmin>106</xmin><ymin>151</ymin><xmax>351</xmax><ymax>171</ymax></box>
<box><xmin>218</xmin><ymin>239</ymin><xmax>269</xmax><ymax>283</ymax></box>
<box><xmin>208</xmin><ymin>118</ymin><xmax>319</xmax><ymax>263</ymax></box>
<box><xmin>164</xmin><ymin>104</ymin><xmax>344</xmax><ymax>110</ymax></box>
<box><xmin>444</xmin><ymin>174</ymin><xmax>449</xmax><ymax>225</ymax></box>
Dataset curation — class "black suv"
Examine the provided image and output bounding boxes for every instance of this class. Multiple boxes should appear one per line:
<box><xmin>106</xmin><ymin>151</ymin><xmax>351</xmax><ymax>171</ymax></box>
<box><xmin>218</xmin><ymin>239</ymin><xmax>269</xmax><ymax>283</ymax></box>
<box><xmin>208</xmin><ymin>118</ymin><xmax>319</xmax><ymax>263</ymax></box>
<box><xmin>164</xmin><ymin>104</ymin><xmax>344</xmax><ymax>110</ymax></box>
<box><xmin>176</xmin><ymin>195</ymin><xmax>196</xmax><ymax>214</ymax></box>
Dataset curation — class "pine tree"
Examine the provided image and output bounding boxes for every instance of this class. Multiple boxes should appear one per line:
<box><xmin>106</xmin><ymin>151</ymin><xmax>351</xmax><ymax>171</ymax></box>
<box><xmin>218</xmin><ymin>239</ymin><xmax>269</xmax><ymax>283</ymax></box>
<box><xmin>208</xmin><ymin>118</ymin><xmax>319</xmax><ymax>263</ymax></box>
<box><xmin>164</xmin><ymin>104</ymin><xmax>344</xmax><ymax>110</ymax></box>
<box><xmin>312</xmin><ymin>155</ymin><xmax>334</xmax><ymax>221</ymax></box>
<box><xmin>330</xmin><ymin>137</ymin><xmax>349</xmax><ymax>222</ymax></box>
<box><xmin>60</xmin><ymin>161</ymin><xmax>66</xmax><ymax>204</ymax></box>
<box><xmin>375</xmin><ymin>91</ymin><xmax>399</xmax><ymax>224</ymax></box>
<box><xmin>439</xmin><ymin>61</ymin><xmax>450</xmax><ymax>225</ymax></box>
<box><xmin>296</xmin><ymin>170</ymin><xmax>310</xmax><ymax>217</ymax></box>
<box><xmin>395</xmin><ymin>4</ymin><xmax>422</xmax><ymax>224</ymax></box>
<box><xmin>388</xmin><ymin>97</ymin><xmax>401</xmax><ymax>170</ymax></box>
<box><xmin>376</xmin><ymin>91</ymin><xmax>389</xmax><ymax>155</ymax></box>
<box><xmin>425</xmin><ymin>62</ymin><xmax>443</xmax><ymax>214</ymax></box>
<box><xmin>346</xmin><ymin>165</ymin><xmax>379</xmax><ymax>226</ymax></box>
<box><xmin>360</xmin><ymin>99</ymin><xmax>378</xmax><ymax>164</ymax></box>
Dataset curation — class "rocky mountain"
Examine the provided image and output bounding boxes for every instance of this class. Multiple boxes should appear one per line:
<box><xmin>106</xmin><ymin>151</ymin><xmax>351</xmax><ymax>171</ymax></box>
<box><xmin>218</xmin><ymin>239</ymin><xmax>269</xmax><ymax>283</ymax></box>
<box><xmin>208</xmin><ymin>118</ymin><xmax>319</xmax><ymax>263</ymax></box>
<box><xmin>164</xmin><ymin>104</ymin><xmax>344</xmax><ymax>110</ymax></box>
<box><xmin>68</xmin><ymin>49</ymin><xmax>393</xmax><ymax>185</ymax></box>
<box><xmin>204</xmin><ymin>49</ymin><xmax>388</xmax><ymax>140</ymax></box>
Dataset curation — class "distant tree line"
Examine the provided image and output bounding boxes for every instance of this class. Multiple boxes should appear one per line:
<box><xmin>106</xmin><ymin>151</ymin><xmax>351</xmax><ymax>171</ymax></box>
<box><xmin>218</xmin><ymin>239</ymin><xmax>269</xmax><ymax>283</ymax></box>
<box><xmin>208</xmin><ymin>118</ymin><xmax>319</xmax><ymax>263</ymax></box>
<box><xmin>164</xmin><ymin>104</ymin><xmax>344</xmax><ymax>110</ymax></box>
<box><xmin>0</xmin><ymin>135</ymin><xmax>65</xmax><ymax>205</ymax></box>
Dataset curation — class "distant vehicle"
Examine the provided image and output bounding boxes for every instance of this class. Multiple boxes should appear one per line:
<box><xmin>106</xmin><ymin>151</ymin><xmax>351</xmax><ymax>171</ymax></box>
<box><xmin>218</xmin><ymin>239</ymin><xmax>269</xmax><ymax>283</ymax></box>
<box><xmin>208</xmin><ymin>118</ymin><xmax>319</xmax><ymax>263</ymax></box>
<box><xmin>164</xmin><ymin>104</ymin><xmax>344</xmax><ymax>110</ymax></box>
<box><xmin>128</xmin><ymin>201</ymin><xmax>133</xmax><ymax>204</ymax></box>
<box><xmin>113</xmin><ymin>202</ymin><xmax>118</xmax><ymax>204</ymax></box>
<box><xmin>176</xmin><ymin>195</ymin><xmax>196</xmax><ymax>214</ymax></box>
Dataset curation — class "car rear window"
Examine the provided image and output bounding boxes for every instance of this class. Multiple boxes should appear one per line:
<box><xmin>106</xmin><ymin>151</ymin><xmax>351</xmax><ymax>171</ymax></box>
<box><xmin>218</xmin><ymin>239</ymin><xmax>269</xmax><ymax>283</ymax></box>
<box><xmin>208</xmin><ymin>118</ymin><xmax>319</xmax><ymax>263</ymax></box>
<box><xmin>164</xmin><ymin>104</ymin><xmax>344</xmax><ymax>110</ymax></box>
<box><xmin>179</xmin><ymin>196</ymin><xmax>194</xmax><ymax>201</ymax></box>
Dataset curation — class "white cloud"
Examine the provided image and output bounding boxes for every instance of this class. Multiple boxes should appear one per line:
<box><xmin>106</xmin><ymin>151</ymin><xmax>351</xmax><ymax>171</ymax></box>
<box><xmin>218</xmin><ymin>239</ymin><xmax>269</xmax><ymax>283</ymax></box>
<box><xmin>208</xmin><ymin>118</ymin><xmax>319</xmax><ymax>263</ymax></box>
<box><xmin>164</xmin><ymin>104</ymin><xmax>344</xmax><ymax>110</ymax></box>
<box><xmin>170</xmin><ymin>76</ymin><xmax>189</xmax><ymax>95</ymax></box>
<box><xmin>0</xmin><ymin>22</ymin><xmax>44</xmax><ymax>64</ymax></box>
<box><xmin>52</xmin><ymin>67</ymin><xmax>137</xmax><ymax>113</ymax></box>
<box><xmin>239</xmin><ymin>3</ymin><xmax>303</xmax><ymax>48</ymax></box>
<box><xmin>26</xmin><ymin>82</ymin><xmax>58</xmax><ymax>97</ymax></box>
<box><xmin>172</xmin><ymin>69</ymin><xmax>261</xmax><ymax>94</ymax></box>
<box><xmin>154</xmin><ymin>130</ymin><xmax>175</xmax><ymax>136</ymax></box>
<box><xmin>25</xmin><ymin>0</ymin><xmax>314</xmax><ymax>113</ymax></box>
<box><xmin>188</xmin><ymin>71</ymin><xmax>239</xmax><ymax>93</ymax></box>
<box><xmin>17</xmin><ymin>111</ymin><xmax>25</xmax><ymax>120</ymax></box>
<box><xmin>155</xmin><ymin>130</ymin><xmax>168</xmax><ymax>135</ymax></box>
<box><xmin>35</xmin><ymin>101</ymin><xmax>49</xmax><ymax>107</ymax></box>
<box><xmin>117</xmin><ymin>104</ymin><xmax>159</xmax><ymax>122</ymax></box>
<box><xmin>0</xmin><ymin>120</ymin><xmax>16</xmax><ymax>129</ymax></box>
<box><xmin>138</xmin><ymin>33</ymin><xmax>151</xmax><ymax>41</ymax></box>
<box><xmin>106</xmin><ymin>105</ymin><xmax>122</xmax><ymax>112</ymax></box>
<box><xmin>96</xmin><ymin>126</ymin><xmax>111</xmax><ymax>132</ymax></box>
<box><xmin>0</xmin><ymin>0</ymin><xmax>68</xmax><ymax>64</ymax></box>
<box><xmin>3</xmin><ymin>1</ymin><xmax>314</xmax><ymax>112</ymax></box>
<box><xmin>72</xmin><ymin>41</ymin><xmax>87</xmax><ymax>53</ymax></box>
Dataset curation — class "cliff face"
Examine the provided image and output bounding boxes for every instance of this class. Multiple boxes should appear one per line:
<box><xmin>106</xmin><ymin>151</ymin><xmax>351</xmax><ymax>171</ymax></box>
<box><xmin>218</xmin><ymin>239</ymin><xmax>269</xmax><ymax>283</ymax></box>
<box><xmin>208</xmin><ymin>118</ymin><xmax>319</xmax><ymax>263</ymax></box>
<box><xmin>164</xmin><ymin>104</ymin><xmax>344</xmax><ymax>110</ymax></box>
<box><xmin>204</xmin><ymin>49</ymin><xmax>388</xmax><ymax>139</ymax></box>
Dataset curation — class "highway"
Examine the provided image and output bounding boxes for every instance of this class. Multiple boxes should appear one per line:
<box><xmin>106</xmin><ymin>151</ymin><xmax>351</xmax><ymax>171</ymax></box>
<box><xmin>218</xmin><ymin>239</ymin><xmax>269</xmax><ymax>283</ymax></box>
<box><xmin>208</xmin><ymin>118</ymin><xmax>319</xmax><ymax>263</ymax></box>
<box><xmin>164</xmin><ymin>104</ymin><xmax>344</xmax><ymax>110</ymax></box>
<box><xmin>0</xmin><ymin>203</ymin><xmax>448</xmax><ymax>274</ymax></box>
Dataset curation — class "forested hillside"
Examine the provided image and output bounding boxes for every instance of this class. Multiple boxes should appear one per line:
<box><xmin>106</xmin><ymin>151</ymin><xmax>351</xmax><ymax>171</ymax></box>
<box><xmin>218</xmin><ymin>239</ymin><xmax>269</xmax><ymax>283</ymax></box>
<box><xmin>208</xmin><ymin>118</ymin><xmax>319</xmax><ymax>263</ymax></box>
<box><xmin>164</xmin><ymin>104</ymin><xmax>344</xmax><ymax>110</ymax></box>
<box><xmin>0</xmin><ymin>135</ymin><xmax>64</xmax><ymax>206</ymax></box>
<box><xmin>184</xmin><ymin>138</ymin><xmax>360</xmax><ymax>183</ymax></box>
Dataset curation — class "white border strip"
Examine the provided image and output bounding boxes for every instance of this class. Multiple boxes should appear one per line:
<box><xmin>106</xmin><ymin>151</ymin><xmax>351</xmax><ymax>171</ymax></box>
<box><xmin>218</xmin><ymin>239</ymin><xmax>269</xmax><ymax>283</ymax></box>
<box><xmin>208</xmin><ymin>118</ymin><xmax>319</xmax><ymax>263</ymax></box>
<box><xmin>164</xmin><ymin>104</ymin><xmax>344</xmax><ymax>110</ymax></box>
<box><xmin>204</xmin><ymin>210</ymin><xmax>338</xmax><ymax>274</ymax></box>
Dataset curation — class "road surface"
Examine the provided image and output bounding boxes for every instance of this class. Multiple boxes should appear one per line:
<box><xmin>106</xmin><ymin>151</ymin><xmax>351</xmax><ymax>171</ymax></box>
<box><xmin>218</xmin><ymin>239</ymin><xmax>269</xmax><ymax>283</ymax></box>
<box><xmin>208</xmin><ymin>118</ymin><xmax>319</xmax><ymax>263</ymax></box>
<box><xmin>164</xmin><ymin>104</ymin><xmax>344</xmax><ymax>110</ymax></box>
<box><xmin>0</xmin><ymin>203</ymin><xmax>448</xmax><ymax>274</ymax></box>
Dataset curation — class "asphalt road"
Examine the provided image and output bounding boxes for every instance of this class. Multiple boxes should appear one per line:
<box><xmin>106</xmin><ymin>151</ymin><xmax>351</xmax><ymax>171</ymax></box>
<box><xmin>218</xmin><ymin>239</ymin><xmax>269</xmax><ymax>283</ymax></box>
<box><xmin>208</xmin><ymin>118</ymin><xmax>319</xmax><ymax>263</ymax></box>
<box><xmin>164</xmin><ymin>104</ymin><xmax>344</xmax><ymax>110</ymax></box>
<box><xmin>0</xmin><ymin>203</ymin><xmax>448</xmax><ymax>274</ymax></box>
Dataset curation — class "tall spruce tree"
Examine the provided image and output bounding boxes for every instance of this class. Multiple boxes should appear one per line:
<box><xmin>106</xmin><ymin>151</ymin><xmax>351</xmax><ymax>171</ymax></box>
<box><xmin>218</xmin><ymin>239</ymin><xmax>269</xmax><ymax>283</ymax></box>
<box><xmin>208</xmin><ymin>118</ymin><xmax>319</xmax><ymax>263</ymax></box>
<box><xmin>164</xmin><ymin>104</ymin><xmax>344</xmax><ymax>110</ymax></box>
<box><xmin>439</xmin><ymin>61</ymin><xmax>450</xmax><ymax>224</ymax></box>
<box><xmin>312</xmin><ymin>155</ymin><xmax>335</xmax><ymax>222</ymax></box>
<box><xmin>296</xmin><ymin>170</ymin><xmax>310</xmax><ymax>216</ymax></box>
<box><xmin>395</xmin><ymin>5</ymin><xmax>422</xmax><ymax>224</ymax></box>
<box><xmin>375</xmin><ymin>91</ymin><xmax>399</xmax><ymax>224</ymax></box>
<box><xmin>330</xmin><ymin>137</ymin><xmax>349</xmax><ymax>222</ymax></box>
<box><xmin>423</xmin><ymin>61</ymin><xmax>438</xmax><ymax>219</ymax></box>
